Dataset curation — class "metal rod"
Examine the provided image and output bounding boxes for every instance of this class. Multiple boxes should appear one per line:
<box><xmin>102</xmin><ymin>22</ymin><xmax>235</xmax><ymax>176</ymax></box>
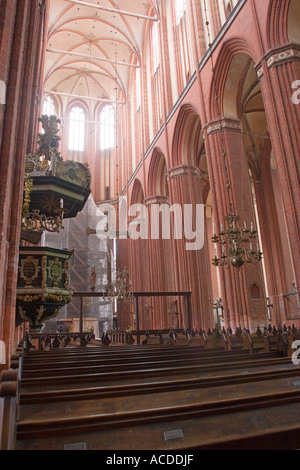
<box><xmin>184</xmin><ymin>293</ymin><xmax>191</xmax><ymax>332</ymax></box>
<box><xmin>44</xmin><ymin>90</ymin><xmax>125</xmax><ymax>104</ymax></box>
<box><xmin>79</xmin><ymin>296</ymin><xmax>83</xmax><ymax>335</ymax></box>
<box><xmin>46</xmin><ymin>48</ymin><xmax>140</xmax><ymax>68</ymax></box>
<box><xmin>135</xmin><ymin>295</ymin><xmax>140</xmax><ymax>345</ymax></box>
<box><xmin>64</xmin><ymin>0</ymin><xmax>159</xmax><ymax>21</ymax></box>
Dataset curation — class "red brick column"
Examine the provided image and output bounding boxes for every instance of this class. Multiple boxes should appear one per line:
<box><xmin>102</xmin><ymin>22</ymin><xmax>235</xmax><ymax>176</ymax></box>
<box><xmin>168</xmin><ymin>165</ymin><xmax>213</xmax><ymax>331</ymax></box>
<box><xmin>256</xmin><ymin>44</ymin><xmax>300</xmax><ymax>303</ymax></box>
<box><xmin>145</xmin><ymin>195</ymin><xmax>176</xmax><ymax>330</ymax></box>
<box><xmin>0</xmin><ymin>0</ymin><xmax>46</xmax><ymax>370</ymax></box>
<box><xmin>203</xmin><ymin>118</ymin><xmax>268</xmax><ymax>331</ymax></box>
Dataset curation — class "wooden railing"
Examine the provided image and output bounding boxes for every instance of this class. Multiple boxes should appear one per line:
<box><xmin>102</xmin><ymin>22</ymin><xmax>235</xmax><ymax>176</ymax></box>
<box><xmin>21</xmin><ymin>332</ymin><xmax>95</xmax><ymax>351</ymax></box>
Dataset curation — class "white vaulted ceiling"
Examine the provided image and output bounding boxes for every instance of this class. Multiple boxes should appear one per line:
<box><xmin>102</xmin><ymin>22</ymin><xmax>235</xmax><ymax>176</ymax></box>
<box><xmin>43</xmin><ymin>0</ymin><xmax>160</xmax><ymax>113</ymax></box>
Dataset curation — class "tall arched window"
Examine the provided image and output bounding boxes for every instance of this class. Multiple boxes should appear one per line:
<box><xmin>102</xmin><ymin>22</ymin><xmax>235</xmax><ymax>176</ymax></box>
<box><xmin>152</xmin><ymin>21</ymin><xmax>160</xmax><ymax>74</ymax></box>
<box><xmin>42</xmin><ymin>95</ymin><xmax>56</xmax><ymax>116</ymax></box>
<box><xmin>136</xmin><ymin>67</ymin><xmax>141</xmax><ymax>110</ymax></box>
<box><xmin>175</xmin><ymin>0</ymin><xmax>186</xmax><ymax>25</ymax></box>
<box><xmin>151</xmin><ymin>21</ymin><xmax>163</xmax><ymax>131</ymax></box>
<box><xmin>173</xmin><ymin>0</ymin><xmax>191</xmax><ymax>87</ymax></box>
<box><xmin>100</xmin><ymin>104</ymin><xmax>115</xmax><ymax>150</ymax></box>
<box><xmin>69</xmin><ymin>106</ymin><xmax>85</xmax><ymax>151</ymax></box>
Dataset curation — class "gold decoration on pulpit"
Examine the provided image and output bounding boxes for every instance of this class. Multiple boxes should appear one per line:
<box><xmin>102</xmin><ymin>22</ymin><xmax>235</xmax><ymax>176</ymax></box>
<box><xmin>21</xmin><ymin>115</ymin><xmax>91</xmax><ymax>243</ymax></box>
<box><xmin>55</xmin><ymin>159</ymin><xmax>91</xmax><ymax>188</ymax></box>
<box><xmin>37</xmin><ymin>114</ymin><xmax>62</xmax><ymax>162</ymax></box>
<box><xmin>18</xmin><ymin>256</ymin><xmax>40</xmax><ymax>287</ymax></box>
<box><xmin>21</xmin><ymin>176</ymin><xmax>65</xmax><ymax>234</ymax></box>
<box><xmin>47</xmin><ymin>257</ymin><xmax>63</xmax><ymax>287</ymax></box>
<box><xmin>16</xmin><ymin>247</ymin><xmax>73</xmax><ymax>333</ymax></box>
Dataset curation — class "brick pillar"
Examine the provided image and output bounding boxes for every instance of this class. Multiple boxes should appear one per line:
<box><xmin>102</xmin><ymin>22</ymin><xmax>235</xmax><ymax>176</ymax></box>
<box><xmin>0</xmin><ymin>0</ymin><xmax>45</xmax><ymax>370</ymax></box>
<box><xmin>0</xmin><ymin>1</ymin><xmax>17</xmax><ymax>145</ymax></box>
<box><xmin>252</xmin><ymin>162</ymin><xmax>285</xmax><ymax>325</ymax></box>
<box><xmin>203</xmin><ymin>118</ymin><xmax>268</xmax><ymax>331</ymax></box>
<box><xmin>168</xmin><ymin>165</ymin><xmax>212</xmax><ymax>331</ymax></box>
<box><xmin>255</xmin><ymin>44</ymin><xmax>300</xmax><ymax>307</ymax></box>
<box><xmin>145</xmin><ymin>195</ymin><xmax>176</xmax><ymax>330</ymax></box>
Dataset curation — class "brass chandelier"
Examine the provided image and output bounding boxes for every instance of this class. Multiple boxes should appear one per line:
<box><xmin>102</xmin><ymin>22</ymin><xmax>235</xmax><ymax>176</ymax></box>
<box><xmin>106</xmin><ymin>266</ymin><xmax>133</xmax><ymax>303</ymax></box>
<box><xmin>212</xmin><ymin>203</ymin><xmax>263</xmax><ymax>268</ymax></box>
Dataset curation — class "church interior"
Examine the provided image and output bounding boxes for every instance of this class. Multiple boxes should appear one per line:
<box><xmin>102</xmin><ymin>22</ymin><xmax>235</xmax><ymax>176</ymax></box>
<box><xmin>0</xmin><ymin>0</ymin><xmax>300</xmax><ymax>451</ymax></box>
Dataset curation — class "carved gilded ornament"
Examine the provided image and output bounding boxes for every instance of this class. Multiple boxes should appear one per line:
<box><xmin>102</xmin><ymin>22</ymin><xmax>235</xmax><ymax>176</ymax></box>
<box><xmin>47</xmin><ymin>257</ymin><xmax>63</xmax><ymax>287</ymax></box>
<box><xmin>24</xmin><ymin>153</ymin><xmax>51</xmax><ymax>176</ymax></box>
<box><xmin>37</xmin><ymin>115</ymin><xmax>62</xmax><ymax>161</ymax></box>
<box><xmin>17</xmin><ymin>294</ymin><xmax>41</xmax><ymax>302</ymax></box>
<box><xmin>19</xmin><ymin>256</ymin><xmax>40</xmax><ymax>286</ymax></box>
<box><xmin>16</xmin><ymin>293</ymin><xmax>72</xmax><ymax>303</ymax></box>
<box><xmin>55</xmin><ymin>160</ymin><xmax>91</xmax><ymax>188</ymax></box>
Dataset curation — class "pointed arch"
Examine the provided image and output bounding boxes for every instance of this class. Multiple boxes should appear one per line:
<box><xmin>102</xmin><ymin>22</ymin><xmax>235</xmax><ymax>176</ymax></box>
<box><xmin>171</xmin><ymin>103</ymin><xmax>203</xmax><ymax>168</ymax></box>
<box><xmin>208</xmin><ymin>37</ymin><xmax>257</xmax><ymax>119</ymax></box>
<box><xmin>130</xmin><ymin>178</ymin><xmax>145</xmax><ymax>206</ymax></box>
<box><xmin>288</xmin><ymin>0</ymin><xmax>300</xmax><ymax>44</ymax></box>
<box><xmin>147</xmin><ymin>149</ymin><xmax>169</xmax><ymax>198</ymax></box>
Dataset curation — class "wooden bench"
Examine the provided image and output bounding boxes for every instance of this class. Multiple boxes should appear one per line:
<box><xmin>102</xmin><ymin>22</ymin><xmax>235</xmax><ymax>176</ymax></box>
<box><xmin>15</xmin><ymin>386</ymin><xmax>300</xmax><ymax>450</ymax></box>
<box><xmin>19</xmin><ymin>349</ymin><xmax>283</xmax><ymax>379</ymax></box>
<box><xmin>4</xmin><ymin>335</ymin><xmax>300</xmax><ymax>450</ymax></box>
<box><xmin>20</xmin><ymin>344</ymin><xmax>253</xmax><ymax>369</ymax></box>
<box><xmin>19</xmin><ymin>354</ymin><xmax>290</xmax><ymax>394</ymax></box>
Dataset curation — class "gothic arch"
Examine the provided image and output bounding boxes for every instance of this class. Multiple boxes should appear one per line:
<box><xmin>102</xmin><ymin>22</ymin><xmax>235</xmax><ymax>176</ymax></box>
<box><xmin>219</xmin><ymin>48</ymin><xmax>297</xmax><ymax>325</ymax></box>
<box><xmin>288</xmin><ymin>0</ymin><xmax>300</xmax><ymax>44</ymax></box>
<box><xmin>250</xmin><ymin>282</ymin><xmax>261</xmax><ymax>300</ymax></box>
<box><xmin>130</xmin><ymin>178</ymin><xmax>145</xmax><ymax>206</ymax></box>
<box><xmin>208</xmin><ymin>37</ymin><xmax>257</xmax><ymax>120</ymax></box>
<box><xmin>171</xmin><ymin>103</ymin><xmax>203</xmax><ymax>168</ymax></box>
<box><xmin>66</xmin><ymin>99</ymin><xmax>90</xmax><ymax>119</ymax></box>
<box><xmin>147</xmin><ymin>149</ymin><xmax>169</xmax><ymax>199</ymax></box>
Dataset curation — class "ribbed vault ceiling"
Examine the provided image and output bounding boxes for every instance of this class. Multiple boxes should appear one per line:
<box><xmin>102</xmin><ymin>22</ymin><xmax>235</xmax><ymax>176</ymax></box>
<box><xmin>43</xmin><ymin>0</ymin><xmax>160</xmax><ymax>110</ymax></box>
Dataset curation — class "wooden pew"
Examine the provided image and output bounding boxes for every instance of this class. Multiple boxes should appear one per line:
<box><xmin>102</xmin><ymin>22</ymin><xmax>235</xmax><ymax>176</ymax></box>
<box><xmin>15</xmin><ymin>384</ymin><xmax>300</xmax><ymax>450</ymax></box>
<box><xmin>244</xmin><ymin>333</ymin><xmax>269</xmax><ymax>353</ymax></box>
<box><xmin>8</xmin><ymin>334</ymin><xmax>300</xmax><ymax>450</ymax></box>
<box><xmin>18</xmin><ymin>360</ymin><xmax>300</xmax><ymax>408</ymax></box>
<box><xmin>19</xmin><ymin>349</ymin><xmax>283</xmax><ymax>380</ymax></box>
<box><xmin>19</xmin><ymin>354</ymin><xmax>290</xmax><ymax>393</ymax></box>
<box><xmin>19</xmin><ymin>343</ymin><xmax>253</xmax><ymax>367</ymax></box>
<box><xmin>226</xmin><ymin>332</ymin><xmax>248</xmax><ymax>351</ymax></box>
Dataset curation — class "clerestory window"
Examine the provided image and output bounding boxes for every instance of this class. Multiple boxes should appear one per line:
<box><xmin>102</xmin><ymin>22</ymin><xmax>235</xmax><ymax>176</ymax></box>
<box><xmin>100</xmin><ymin>104</ymin><xmax>115</xmax><ymax>150</ymax></box>
<box><xmin>42</xmin><ymin>95</ymin><xmax>56</xmax><ymax>116</ymax></box>
<box><xmin>175</xmin><ymin>0</ymin><xmax>186</xmax><ymax>25</ymax></box>
<box><xmin>69</xmin><ymin>106</ymin><xmax>85</xmax><ymax>151</ymax></box>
